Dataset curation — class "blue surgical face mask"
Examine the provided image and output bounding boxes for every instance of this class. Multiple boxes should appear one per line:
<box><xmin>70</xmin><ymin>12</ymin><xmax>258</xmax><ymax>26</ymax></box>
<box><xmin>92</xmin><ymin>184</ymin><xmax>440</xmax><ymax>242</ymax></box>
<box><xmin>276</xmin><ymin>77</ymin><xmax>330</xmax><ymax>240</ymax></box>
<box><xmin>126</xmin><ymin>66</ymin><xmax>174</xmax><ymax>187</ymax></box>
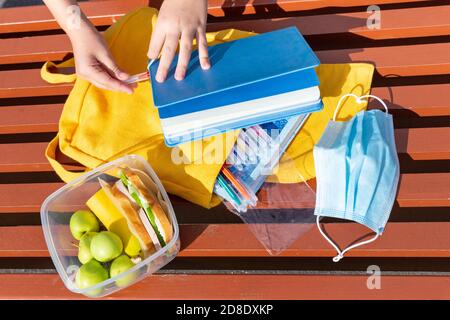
<box><xmin>313</xmin><ymin>94</ymin><xmax>400</xmax><ymax>262</ymax></box>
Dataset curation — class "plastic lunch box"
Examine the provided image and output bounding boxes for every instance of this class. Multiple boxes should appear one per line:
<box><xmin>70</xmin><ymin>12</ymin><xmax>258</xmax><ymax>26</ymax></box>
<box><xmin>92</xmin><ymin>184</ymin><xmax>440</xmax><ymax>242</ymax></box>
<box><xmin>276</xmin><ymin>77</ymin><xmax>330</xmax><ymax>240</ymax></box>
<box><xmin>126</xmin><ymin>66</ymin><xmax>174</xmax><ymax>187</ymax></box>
<box><xmin>40</xmin><ymin>155</ymin><xmax>180</xmax><ymax>298</ymax></box>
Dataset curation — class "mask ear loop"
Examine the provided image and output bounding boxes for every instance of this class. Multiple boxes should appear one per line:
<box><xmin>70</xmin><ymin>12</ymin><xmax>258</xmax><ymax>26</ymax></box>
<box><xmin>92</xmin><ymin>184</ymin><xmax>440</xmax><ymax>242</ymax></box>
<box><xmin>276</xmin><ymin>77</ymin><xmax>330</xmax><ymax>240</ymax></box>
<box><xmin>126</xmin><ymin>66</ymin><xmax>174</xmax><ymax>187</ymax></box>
<box><xmin>333</xmin><ymin>93</ymin><xmax>389</xmax><ymax>121</ymax></box>
<box><xmin>333</xmin><ymin>93</ymin><xmax>362</xmax><ymax>121</ymax></box>
<box><xmin>316</xmin><ymin>216</ymin><xmax>379</xmax><ymax>262</ymax></box>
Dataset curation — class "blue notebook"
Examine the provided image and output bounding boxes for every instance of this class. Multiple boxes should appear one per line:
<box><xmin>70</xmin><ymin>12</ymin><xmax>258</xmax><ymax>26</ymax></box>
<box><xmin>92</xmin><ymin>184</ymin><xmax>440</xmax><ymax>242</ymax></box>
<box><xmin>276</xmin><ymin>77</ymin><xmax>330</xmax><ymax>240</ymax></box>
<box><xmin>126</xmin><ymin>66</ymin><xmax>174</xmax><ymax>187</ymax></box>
<box><xmin>149</xmin><ymin>27</ymin><xmax>323</xmax><ymax>147</ymax></box>
<box><xmin>150</xmin><ymin>27</ymin><xmax>319</xmax><ymax>109</ymax></box>
<box><xmin>157</xmin><ymin>68</ymin><xmax>319</xmax><ymax>118</ymax></box>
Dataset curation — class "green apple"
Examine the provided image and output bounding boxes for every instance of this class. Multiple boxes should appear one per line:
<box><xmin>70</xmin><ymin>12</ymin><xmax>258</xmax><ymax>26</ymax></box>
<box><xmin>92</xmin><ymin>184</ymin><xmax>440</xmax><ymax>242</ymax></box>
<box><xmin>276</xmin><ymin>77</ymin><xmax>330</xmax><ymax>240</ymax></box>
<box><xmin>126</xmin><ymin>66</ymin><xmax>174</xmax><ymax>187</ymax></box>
<box><xmin>78</xmin><ymin>232</ymin><xmax>97</xmax><ymax>264</ymax></box>
<box><xmin>70</xmin><ymin>210</ymin><xmax>99</xmax><ymax>240</ymax></box>
<box><xmin>90</xmin><ymin>231</ymin><xmax>123</xmax><ymax>262</ymax></box>
<box><xmin>110</xmin><ymin>255</ymin><xmax>138</xmax><ymax>288</ymax></box>
<box><xmin>75</xmin><ymin>260</ymin><xmax>109</xmax><ymax>296</ymax></box>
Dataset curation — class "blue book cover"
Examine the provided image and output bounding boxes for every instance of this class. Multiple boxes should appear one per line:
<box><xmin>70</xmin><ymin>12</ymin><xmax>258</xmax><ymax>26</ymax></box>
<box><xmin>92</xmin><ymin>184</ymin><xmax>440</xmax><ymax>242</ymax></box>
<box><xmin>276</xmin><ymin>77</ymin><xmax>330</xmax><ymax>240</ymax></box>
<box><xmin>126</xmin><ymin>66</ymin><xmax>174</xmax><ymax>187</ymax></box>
<box><xmin>157</xmin><ymin>68</ymin><xmax>319</xmax><ymax>118</ymax></box>
<box><xmin>149</xmin><ymin>27</ymin><xmax>320</xmax><ymax>111</ymax></box>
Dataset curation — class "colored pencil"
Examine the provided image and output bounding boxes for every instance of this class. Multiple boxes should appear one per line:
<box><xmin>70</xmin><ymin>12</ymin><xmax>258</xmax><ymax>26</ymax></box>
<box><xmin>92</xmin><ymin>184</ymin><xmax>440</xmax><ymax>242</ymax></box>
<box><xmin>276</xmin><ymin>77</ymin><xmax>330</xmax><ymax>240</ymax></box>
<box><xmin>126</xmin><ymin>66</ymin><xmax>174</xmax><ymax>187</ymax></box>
<box><xmin>222</xmin><ymin>166</ymin><xmax>252</xmax><ymax>201</ymax></box>
<box><xmin>217</xmin><ymin>174</ymin><xmax>242</xmax><ymax>206</ymax></box>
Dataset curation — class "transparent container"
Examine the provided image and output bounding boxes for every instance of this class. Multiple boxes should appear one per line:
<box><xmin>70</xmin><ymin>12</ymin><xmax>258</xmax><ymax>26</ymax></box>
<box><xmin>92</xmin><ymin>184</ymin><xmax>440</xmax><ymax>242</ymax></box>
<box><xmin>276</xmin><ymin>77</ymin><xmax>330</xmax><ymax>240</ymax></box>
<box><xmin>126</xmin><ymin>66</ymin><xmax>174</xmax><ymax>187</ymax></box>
<box><xmin>40</xmin><ymin>155</ymin><xmax>180</xmax><ymax>298</ymax></box>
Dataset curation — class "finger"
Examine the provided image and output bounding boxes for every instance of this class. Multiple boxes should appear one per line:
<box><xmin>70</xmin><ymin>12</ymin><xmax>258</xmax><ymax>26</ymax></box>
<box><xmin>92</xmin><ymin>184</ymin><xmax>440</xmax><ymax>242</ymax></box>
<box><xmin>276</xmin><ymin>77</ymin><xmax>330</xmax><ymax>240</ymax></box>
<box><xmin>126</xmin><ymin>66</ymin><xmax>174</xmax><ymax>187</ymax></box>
<box><xmin>98</xmin><ymin>52</ymin><xmax>130</xmax><ymax>82</ymax></box>
<box><xmin>156</xmin><ymin>32</ymin><xmax>179</xmax><ymax>83</ymax></box>
<box><xmin>175</xmin><ymin>31</ymin><xmax>194</xmax><ymax>81</ymax></box>
<box><xmin>197</xmin><ymin>29</ymin><xmax>210</xmax><ymax>70</ymax></box>
<box><xmin>90</xmin><ymin>64</ymin><xmax>134</xmax><ymax>94</ymax></box>
<box><xmin>89</xmin><ymin>80</ymin><xmax>110</xmax><ymax>91</ymax></box>
<box><xmin>92</xmin><ymin>79</ymin><xmax>137</xmax><ymax>93</ymax></box>
<box><xmin>148</xmin><ymin>25</ymin><xmax>165</xmax><ymax>60</ymax></box>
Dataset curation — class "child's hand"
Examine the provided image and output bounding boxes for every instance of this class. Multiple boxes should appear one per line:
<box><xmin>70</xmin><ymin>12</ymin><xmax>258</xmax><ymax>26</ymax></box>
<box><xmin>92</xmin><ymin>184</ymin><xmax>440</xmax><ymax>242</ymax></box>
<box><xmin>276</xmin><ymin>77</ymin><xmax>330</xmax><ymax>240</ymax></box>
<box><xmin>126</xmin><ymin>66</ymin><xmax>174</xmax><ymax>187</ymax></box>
<box><xmin>43</xmin><ymin>0</ymin><xmax>135</xmax><ymax>93</ymax></box>
<box><xmin>148</xmin><ymin>0</ymin><xmax>210</xmax><ymax>82</ymax></box>
<box><xmin>71</xmin><ymin>25</ymin><xmax>135</xmax><ymax>94</ymax></box>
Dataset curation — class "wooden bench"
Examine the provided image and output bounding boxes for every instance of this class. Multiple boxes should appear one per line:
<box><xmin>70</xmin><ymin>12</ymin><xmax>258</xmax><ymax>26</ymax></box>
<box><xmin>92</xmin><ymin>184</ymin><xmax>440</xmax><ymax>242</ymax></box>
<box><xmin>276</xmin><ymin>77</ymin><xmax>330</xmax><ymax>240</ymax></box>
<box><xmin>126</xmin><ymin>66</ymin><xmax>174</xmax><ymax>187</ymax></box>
<box><xmin>0</xmin><ymin>0</ymin><xmax>449</xmax><ymax>299</ymax></box>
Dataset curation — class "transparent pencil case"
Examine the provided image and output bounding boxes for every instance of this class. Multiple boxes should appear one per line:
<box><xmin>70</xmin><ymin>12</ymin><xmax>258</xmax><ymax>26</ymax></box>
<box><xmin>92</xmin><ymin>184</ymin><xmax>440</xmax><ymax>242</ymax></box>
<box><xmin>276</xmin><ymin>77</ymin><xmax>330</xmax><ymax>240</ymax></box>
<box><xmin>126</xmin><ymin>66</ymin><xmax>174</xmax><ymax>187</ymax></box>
<box><xmin>40</xmin><ymin>155</ymin><xmax>180</xmax><ymax>298</ymax></box>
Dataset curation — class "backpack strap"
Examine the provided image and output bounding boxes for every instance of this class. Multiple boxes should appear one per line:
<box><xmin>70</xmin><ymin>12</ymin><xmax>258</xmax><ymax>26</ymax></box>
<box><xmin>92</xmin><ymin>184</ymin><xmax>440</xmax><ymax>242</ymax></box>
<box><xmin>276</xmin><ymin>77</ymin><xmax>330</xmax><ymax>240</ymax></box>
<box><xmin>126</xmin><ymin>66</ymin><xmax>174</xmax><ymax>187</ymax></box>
<box><xmin>45</xmin><ymin>135</ymin><xmax>89</xmax><ymax>182</ymax></box>
<box><xmin>40</xmin><ymin>59</ymin><xmax>77</xmax><ymax>84</ymax></box>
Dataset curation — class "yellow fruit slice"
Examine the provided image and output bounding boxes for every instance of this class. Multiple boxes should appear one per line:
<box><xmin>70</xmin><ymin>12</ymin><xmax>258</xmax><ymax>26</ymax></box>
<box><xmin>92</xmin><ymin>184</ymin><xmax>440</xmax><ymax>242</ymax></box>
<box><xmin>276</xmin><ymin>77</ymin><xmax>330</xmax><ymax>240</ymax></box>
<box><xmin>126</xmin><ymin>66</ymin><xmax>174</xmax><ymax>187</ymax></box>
<box><xmin>86</xmin><ymin>188</ymin><xmax>141</xmax><ymax>257</ymax></box>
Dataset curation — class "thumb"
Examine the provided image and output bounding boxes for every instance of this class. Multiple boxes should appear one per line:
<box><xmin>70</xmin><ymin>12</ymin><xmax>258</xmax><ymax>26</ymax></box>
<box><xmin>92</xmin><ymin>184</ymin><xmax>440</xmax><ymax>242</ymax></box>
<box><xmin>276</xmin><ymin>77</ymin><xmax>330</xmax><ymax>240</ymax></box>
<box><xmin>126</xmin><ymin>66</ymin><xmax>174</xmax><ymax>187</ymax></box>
<box><xmin>99</xmin><ymin>53</ymin><xmax>130</xmax><ymax>81</ymax></box>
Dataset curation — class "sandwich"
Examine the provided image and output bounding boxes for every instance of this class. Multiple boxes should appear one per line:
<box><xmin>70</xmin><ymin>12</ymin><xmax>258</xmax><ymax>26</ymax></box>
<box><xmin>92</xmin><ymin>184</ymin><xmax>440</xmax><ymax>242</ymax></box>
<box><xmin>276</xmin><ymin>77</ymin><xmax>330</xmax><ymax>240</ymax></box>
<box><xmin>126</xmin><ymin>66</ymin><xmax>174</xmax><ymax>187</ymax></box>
<box><xmin>98</xmin><ymin>167</ymin><xmax>173</xmax><ymax>257</ymax></box>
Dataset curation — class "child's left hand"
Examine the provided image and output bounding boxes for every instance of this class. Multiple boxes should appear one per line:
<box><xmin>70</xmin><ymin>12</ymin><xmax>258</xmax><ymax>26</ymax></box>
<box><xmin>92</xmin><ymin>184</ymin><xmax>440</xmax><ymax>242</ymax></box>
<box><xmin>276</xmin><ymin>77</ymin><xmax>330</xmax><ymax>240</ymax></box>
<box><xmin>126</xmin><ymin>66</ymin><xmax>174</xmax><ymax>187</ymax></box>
<box><xmin>147</xmin><ymin>0</ymin><xmax>210</xmax><ymax>83</ymax></box>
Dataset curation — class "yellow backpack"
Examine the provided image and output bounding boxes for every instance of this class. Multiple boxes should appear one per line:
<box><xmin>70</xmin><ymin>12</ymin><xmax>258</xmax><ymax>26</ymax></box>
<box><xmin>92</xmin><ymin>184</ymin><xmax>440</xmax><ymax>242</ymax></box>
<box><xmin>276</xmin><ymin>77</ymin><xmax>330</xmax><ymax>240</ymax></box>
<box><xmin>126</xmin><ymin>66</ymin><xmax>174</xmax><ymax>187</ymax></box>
<box><xmin>43</xmin><ymin>7</ymin><xmax>374</xmax><ymax>208</ymax></box>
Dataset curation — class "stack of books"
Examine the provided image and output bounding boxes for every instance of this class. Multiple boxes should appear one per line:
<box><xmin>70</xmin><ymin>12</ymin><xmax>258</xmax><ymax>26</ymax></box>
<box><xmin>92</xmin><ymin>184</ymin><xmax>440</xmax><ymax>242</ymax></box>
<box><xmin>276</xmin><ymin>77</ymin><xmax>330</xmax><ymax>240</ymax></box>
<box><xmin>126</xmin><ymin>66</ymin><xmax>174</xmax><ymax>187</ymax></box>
<box><xmin>149</xmin><ymin>27</ymin><xmax>323</xmax><ymax>147</ymax></box>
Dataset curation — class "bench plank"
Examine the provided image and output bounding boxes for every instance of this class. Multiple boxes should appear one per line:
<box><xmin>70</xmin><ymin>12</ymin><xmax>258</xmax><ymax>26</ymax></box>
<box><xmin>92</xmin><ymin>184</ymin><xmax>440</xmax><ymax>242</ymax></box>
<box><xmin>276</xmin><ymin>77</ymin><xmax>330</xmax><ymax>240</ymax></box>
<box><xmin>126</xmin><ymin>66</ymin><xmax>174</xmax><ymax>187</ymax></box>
<box><xmin>256</xmin><ymin>172</ymin><xmax>450</xmax><ymax>209</ymax></box>
<box><xmin>371</xmin><ymin>84</ymin><xmax>450</xmax><ymax>117</ymax></box>
<box><xmin>0</xmin><ymin>183</ymin><xmax>62</xmax><ymax>213</ymax></box>
<box><xmin>1</xmin><ymin>273</ymin><xmax>449</xmax><ymax>299</ymax></box>
<box><xmin>0</xmin><ymin>69</ymin><xmax>72</xmax><ymax>99</ymax></box>
<box><xmin>0</xmin><ymin>0</ymin><xmax>149</xmax><ymax>34</ymax></box>
<box><xmin>208</xmin><ymin>5</ymin><xmax>450</xmax><ymax>39</ymax></box>
<box><xmin>2</xmin><ymin>222</ymin><xmax>450</xmax><ymax>258</ymax></box>
<box><xmin>316</xmin><ymin>42</ymin><xmax>450</xmax><ymax>77</ymax></box>
<box><xmin>0</xmin><ymin>142</ymin><xmax>51</xmax><ymax>172</ymax></box>
<box><xmin>0</xmin><ymin>172</ymin><xmax>449</xmax><ymax>213</ymax></box>
<box><xmin>5</xmin><ymin>4</ymin><xmax>450</xmax><ymax>65</ymax></box>
<box><xmin>1</xmin><ymin>84</ymin><xmax>448</xmax><ymax>136</ymax></box>
<box><xmin>0</xmin><ymin>0</ymin><xmax>430</xmax><ymax>33</ymax></box>
<box><xmin>0</xmin><ymin>143</ymin><xmax>84</xmax><ymax>173</ymax></box>
<box><xmin>2</xmin><ymin>41</ymin><xmax>449</xmax><ymax>98</ymax></box>
<box><xmin>0</xmin><ymin>35</ymin><xmax>71</xmax><ymax>65</ymax></box>
<box><xmin>0</xmin><ymin>104</ymin><xmax>61</xmax><ymax>134</ymax></box>
<box><xmin>0</xmin><ymin>127</ymin><xmax>448</xmax><ymax>172</ymax></box>
<box><xmin>208</xmin><ymin>0</ymin><xmax>431</xmax><ymax>17</ymax></box>
<box><xmin>395</xmin><ymin>127</ymin><xmax>450</xmax><ymax>160</ymax></box>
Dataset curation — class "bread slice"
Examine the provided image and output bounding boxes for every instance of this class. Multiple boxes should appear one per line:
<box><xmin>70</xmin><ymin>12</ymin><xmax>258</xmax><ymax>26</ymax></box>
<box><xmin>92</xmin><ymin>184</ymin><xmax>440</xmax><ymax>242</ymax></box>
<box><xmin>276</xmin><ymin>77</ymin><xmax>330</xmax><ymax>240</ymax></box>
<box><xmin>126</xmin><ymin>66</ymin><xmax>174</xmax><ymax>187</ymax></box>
<box><xmin>123</xmin><ymin>168</ymin><xmax>173</xmax><ymax>244</ymax></box>
<box><xmin>99</xmin><ymin>179</ymin><xmax>155</xmax><ymax>255</ymax></box>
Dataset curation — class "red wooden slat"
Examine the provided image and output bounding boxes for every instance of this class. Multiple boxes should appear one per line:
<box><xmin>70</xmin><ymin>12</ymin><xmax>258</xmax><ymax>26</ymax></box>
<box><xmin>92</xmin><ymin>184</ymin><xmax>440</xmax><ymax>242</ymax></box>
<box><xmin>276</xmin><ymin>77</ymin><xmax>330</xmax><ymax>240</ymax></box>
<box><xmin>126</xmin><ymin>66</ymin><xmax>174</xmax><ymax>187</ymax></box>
<box><xmin>0</xmin><ymin>173</ymin><xmax>449</xmax><ymax>213</ymax></box>
<box><xmin>6</xmin><ymin>0</ymin><xmax>414</xmax><ymax>35</ymax></box>
<box><xmin>0</xmin><ymin>0</ymin><xmax>149</xmax><ymax>34</ymax></box>
<box><xmin>395</xmin><ymin>128</ymin><xmax>450</xmax><ymax>160</ymax></box>
<box><xmin>0</xmin><ymin>183</ymin><xmax>63</xmax><ymax>213</ymax></box>
<box><xmin>0</xmin><ymin>35</ymin><xmax>71</xmax><ymax>65</ymax></box>
<box><xmin>2</xmin><ymin>222</ymin><xmax>450</xmax><ymax>258</ymax></box>
<box><xmin>0</xmin><ymin>143</ymin><xmax>51</xmax><ymax>172</ymax></box>
<box><xmin>256</xmin><ymin>173</ymin><xmax>450</xmax><ymax>209</ymax></box>
<box><xmin>0</xmin><ymin>143</ymin><xmax>84</xmax><ymax>173</ymax></box>
<box><xmin>2</xmin><ymin>42</ymin><xmax>449</xmax><ymax>98</ymax></box>
<box><xmin>316</xmin><ymin>42</ymin><xmax>450</xmax><ymax>77</ymax></box>
<box><xmin>0</xmin><ymin>273</ymin><xmax>449</xmax><ymax>299</ymax></box>
<box><xmin>0</xmin><ymin>69</ymin><xmax>72</xmax><ymax>99</ymax></box>
<box><xmin>371</xmin><ymin>84</ymin><xmax>450</xmax><ymax>117</ymax></box>
<box><xmin>208</xmin><ymin>0</ymin><xmax>431</xmax><ymax>17</ymax></box>
<box><xmin>4</xmin><ymin>0</ymin><xmax>415</xmax><ymax>35</ymax></box>
<box><xmin>0</xmin><ymin>84</ymin><xmax>447</xmax><ymax>136</ymax></box>
<box><xmin>0</xmin><ymin>104</ymin><xmax>61</xmax><ymax>134</ymax></box>
<box><xmin>396</xmin><ymin>173</ymin><xmax>450</xmax><ymax>207</ymax></box>
<box><xmin>0</xmin><ymin>127</ymin><xmax>448</xmax><ymax>172</ymax></box>
<box><xmin>207</xmin><ymin>5</ymin><xmax>450</xmax><ymax>39</ymax></box>
<box><xmin>5</xmin><ymin>5</ymin><xmax>450</xmax><ymax>65</ymax></box>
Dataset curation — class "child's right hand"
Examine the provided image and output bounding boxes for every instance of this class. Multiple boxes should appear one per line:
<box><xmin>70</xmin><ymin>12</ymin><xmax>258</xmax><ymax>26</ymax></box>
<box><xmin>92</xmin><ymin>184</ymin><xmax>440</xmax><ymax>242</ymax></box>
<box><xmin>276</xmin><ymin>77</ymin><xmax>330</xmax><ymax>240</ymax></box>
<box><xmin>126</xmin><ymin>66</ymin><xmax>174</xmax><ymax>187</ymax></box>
<box><xmin>43</xmin><ymin>0</ymin><xmax>135</xmax><ymax>93</ymax></box>
<box><xmin>70</xmin><ymin>25</ymin><xmax>135</xmax><ymax>94</ymax></box>
<box><xmin>148</xmin><ymin>0</ymin><xmax>210</xmax><ymax>83</ymax></box>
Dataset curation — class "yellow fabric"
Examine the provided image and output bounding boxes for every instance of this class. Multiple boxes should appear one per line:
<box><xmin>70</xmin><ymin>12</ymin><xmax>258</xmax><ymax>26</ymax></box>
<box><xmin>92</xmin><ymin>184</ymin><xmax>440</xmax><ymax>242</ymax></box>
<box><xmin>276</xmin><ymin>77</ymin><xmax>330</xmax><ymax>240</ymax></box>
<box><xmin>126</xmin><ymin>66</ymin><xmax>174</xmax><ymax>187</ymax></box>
<box><xmin>267</xmin><ymin>63</ymin><xmax>375</xmax><ymax>183</ymax></box>
<box><xmin>43</xmin><ymin>6</ymin><xmax>374</xmax><ymax>208</ymax></box>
